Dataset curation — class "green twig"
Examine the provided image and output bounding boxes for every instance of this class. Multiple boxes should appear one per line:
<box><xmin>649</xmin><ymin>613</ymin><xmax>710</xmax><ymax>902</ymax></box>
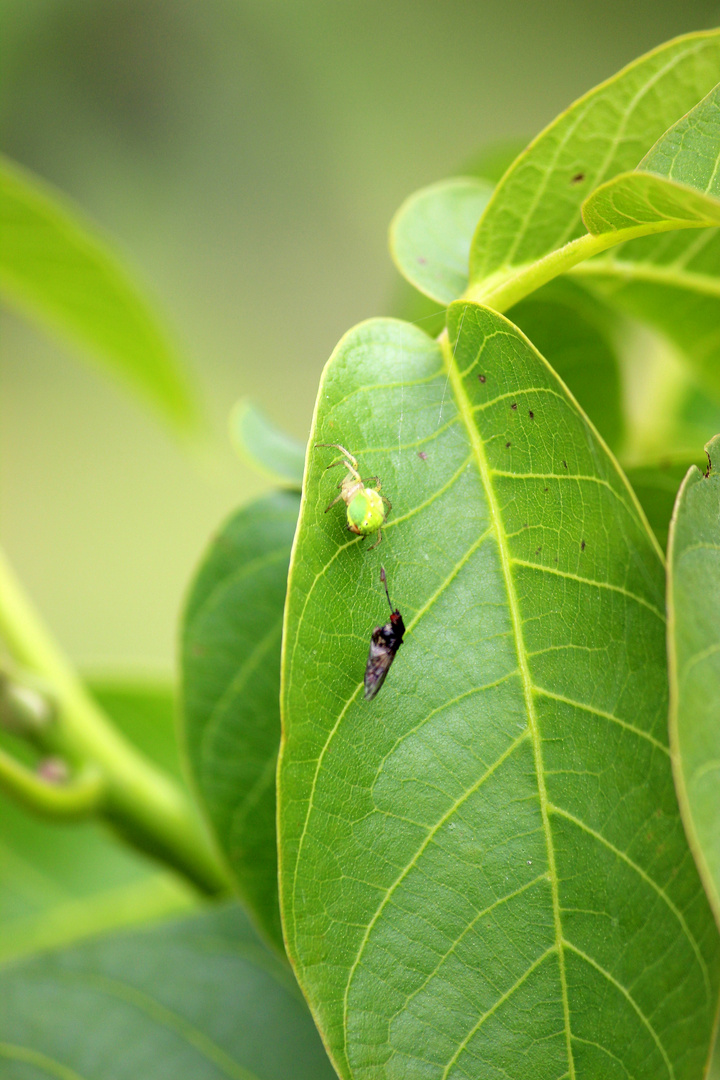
<box><xmin>0</xmin><ymin>749</ymin><xmax>103</xmax><ymax>818</ymax></box>
<box><xmin>0</xmin><ymin>545</ymin><xmax>230</xmax><ymax>895</ymax></box>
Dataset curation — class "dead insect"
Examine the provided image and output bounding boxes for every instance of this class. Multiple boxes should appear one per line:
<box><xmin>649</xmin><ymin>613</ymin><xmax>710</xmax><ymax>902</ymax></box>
<box><xmin>364</xmin><ymin>567</ymin><xmax>405</xmax><ymax>701</ymax></box>
<box><xmin>315</xmin><ymin>443</ymin><xmax>391</xmax><ymax>548</ymax></box>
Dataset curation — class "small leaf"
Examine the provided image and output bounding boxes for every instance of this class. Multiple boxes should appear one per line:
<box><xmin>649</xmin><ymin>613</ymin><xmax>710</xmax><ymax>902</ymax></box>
<box><xmin>230</xmin><ymin>400</ymin><xmax>306</xmax><ymax>489</ymax></box>
<box><xmin>469</xmin><ymin>31</ymin><xmax>720</xmax><ymax>291</ymax></box>
<box><xmin>509</xmin><ymin>278</ymin><xmax>624</xmax><ymax>451</ymax></box>
<box><xmin>585</xmin><ymin>81</ymin><xmax>720</xmax><ymax>235</ymax></box>
<box><xmin>0</xmin><ymin>156</ymin><xmax>199</xmax><ymax>432</ymax></box>
<box><xmin>582</xmin><ymin>174</ymin><xmax>720</xmax><ymax>237</ymax></box>
<box><xmin>390</xmin><ymin>177</ymin><xmax>493</xmax><ymax>303</ymax></box>
<box><xmin>278</xmin><ymin>306</ymin><xmax>719</xmax><ymax>1078</ymax></box>
<box><xmin>0</xmin><ymin>903</ymin><xmax>337</xmax><ymax>1080</ymax></box>
<box><xmin>0</xmin><ymin>681</ymin><xmax>196</xmax><ymax>964</ymax></box>
<box><xmin>181</xmin><ymin>492</ymin><xmax>299</xmax><ymax>952</ymax></box>
<box><xmin>668</xmin><ymin>433</ymin><xmax>720</xmax><ymax>931</ymax></box>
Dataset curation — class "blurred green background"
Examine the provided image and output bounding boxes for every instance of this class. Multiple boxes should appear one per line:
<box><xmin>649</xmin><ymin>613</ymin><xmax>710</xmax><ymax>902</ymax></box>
<box><xmin>2</xmin><ymin>0</ymin><xmax>719</xmax><ymax>673</ymax></box>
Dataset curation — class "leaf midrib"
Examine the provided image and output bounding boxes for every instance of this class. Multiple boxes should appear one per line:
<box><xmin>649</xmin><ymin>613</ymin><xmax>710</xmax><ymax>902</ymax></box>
<box><xmin>442</xmin><ymin>325</ymin><xmax>576</xmax><ymax>1079</ymax></box>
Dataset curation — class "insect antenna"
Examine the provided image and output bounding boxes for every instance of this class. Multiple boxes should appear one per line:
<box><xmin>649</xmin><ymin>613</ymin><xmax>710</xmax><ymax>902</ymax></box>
<box><xmin>380</xmin><ymin>566</ymin><xmax>394</xmax><ymax>612</ymax></box>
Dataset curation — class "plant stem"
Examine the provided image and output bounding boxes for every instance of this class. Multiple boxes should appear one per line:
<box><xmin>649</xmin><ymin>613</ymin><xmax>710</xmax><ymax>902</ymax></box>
<box><xmin>0</xmin><ymin>545</ymin><xmax>230</xmax><ymax>895</ymax></box>
<box><xmin>0</xmin><ymin>749</ymin><xmax>103</xmax><ymax>818</ymax></box>
<box><xmin>463</xmin><ymin>222</ymin><xmax>706</xmax><ymax>313</ymax></box>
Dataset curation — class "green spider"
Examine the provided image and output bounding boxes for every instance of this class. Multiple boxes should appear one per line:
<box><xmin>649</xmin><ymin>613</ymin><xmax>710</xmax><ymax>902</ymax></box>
<box><xmin>316</xmin><ymin>443</ymin><xmax>392</xmax><ymax>548</ymax></box>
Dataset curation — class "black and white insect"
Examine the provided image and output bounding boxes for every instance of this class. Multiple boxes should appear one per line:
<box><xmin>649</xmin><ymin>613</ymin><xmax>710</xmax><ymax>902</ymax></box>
<box><xmin>364</xmin><ymin>567</ymin><xmax>405</xmax><ymax>701</ymax></box>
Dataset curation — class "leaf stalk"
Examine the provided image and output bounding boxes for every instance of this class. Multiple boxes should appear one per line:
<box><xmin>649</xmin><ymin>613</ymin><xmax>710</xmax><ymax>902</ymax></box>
<box><xmin>0</xmin><ymin>545</ymin><xmax>230</xmax><ymax>895</ymax></box>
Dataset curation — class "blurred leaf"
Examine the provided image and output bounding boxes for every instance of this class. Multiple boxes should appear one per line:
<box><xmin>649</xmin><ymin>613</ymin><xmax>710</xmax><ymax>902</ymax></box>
<box><xmin>390</xmin><ymin>176</ymin><xmax>493</xmax><ymax>303</ymax></box>
<box><xmin>668</xmin><ymin>434</ymin><xmax>720</xmax><ymax>932</ymax></box>
<box><xmin>469</xmin><ymin>31</ymin><xmax>720</xmax><ymax>291</ymax></box>
<box><xmin>181</xmin><ymin>493</ymin><xmax>299</xmax><ymax>952</ymax></box>
<box><xmin>626</xmin><ymin>456</ymin><xmax>705</xmax><ymax>551</ymax></box>
<box><xmin>0</xmin><ymin>681</ymin><xmax>197</xmax><ymax>963</ymax></box>
<box><xmin>229</xmin><ymin>400</ymin><xmax>305</xmax><ymax>489</ymax></box>
<box><xmin>509</xmin><ymin>278</ymin><xmax>624</xmax><ymax>451</ymax></box>
<box><xmin>0</xmin><ymin>155</ymin><xmax>199</xmax><ymax>432</ymax></box>
<box><xmin>0</xmin><ymin>903</ymin><xmax>337</xmax><ymax>1080</ymax></box>
<box><xmin>278</xmin><ymin>304</ymin><xmax>719</xmax><ymax>1078</ymax></box>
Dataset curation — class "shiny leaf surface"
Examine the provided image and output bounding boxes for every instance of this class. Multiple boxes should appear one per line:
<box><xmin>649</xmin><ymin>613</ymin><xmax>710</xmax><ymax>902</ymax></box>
<box><xmin>278</xmin><ymin>306</ymin><xmax>719</xmax><ymax>1078</ymax></box>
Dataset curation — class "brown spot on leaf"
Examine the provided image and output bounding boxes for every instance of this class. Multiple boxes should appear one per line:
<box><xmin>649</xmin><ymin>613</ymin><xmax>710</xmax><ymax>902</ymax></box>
<box><xmin>505</xmin><ymin>441</ymin><xmax>511</xmax><ymax>448</ymax></box>
<box><xmin>511</xmin><ymin>402</ymin><xmax>517</xmax><ymax>410</ymax></box>
<box><xmin>478</xmin><ymin>374</ymin><xmax>486</xmax><ymax>383</ymax></box>
<box><xmin>581</xmin><ymin>540</ymin><xmax>586</xmax><ymax>552</ymax></box>
<box><xmin>571</xmin><ymin>172</ymin><xmax>585</xmax><ymax>183</ymax></box>
<box><xmin>529</xmin><ymin>410</ymin><xmax>534</xmax><ymax>419</ymax></box>
<box><xmin>418</xmin><ymin>451</ymin><xmax>428</xmax><ymax>460</ymax></box>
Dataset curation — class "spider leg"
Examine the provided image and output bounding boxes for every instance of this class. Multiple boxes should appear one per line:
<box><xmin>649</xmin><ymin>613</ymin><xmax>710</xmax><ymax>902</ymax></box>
<box><xmin>367</xmin><ymin>528</ymin><xmax>382</xmax><ymax>550</ymax></box>
<box><xmin>324</xmin><ymin>492</ymin><xmax>345</xmax><ymax>512</ymax></box>
<box><xmin>381</xmin><ymin>495</ymin><xmax>392</xmax><ymax>512</ymax></box>
<box><xmin>315</xmin><ymin>443</ymin><xmax>361</xmax><ymax>479</ymax></box>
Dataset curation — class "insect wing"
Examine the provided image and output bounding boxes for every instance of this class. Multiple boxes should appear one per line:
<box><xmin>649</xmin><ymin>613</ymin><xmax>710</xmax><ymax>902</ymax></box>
<box><xmin>364</xmin><ymin>614</ymin><xmax>405</xmax><ymax>701</ymax></box>
<box><xmin>364</xmin><ymin>625</ymin><xmax>395</xmax><ymax>700</ymax></box>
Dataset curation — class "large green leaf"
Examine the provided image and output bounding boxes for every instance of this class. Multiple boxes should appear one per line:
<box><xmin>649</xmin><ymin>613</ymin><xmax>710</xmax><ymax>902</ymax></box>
<box><xmin>0</xmin><ymin>156</ymin><xmax>198</xmax><ymax>431</ymax></box>
<box><xmin>181</xmin><ymin>492</ymin><xmax>299</xmax><ymax>952</ymax></box>
<box><xmin>668</xmin><ymin>433</ymin><xmax>720</xmax><ymax>931</ymax></box>
<box><xmin>469</xmin><ymin>31</ymin><xmax>720</xmax><ymax>295</ymax></box>
<box><xmin>390</xmin><ymin>177</ymin><xmax>493</xmax><ymax>304</ymax></box>
<box><xmin>0</xmin><ymin>903</ymin><xmax>336</xmax><ymax>1080</ymax></box>
<box><xmin>278</xmin><ymin>305</ymin><xmax>720</xmax><ymax>1078</ymax></box>
<box><xmin>0</xmin><ymin>681</ymin><xmax>196</xmax><ymax>964</ymax></box>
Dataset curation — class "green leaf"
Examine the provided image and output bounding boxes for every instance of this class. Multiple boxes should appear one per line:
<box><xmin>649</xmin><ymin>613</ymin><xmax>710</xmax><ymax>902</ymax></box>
<box><xmin>0</xmin><ymin>681</ymin><xmax>196</xmax><ymax>964</ymax></box>
<box><xmin>668</xmin><ymin>434</ymin><xmax>720</xmax><ymax>933</ymax></box>
<box><xmin>181</xmin><ymin>492</ymin><xmax>300</xmax><ymax>953</ymax></box>
<box><xmin>583</xmin><ymin>83</ymin><xmax>720</xmax><ymax>236</ymax></box>
<box><xmin>278</xmin><ymin>305</ymin><xmax>720</xmax><ymax>1078</ymax></box>
<box><xmin>0</xmin><ymin>156</ymin><xmax>199</xmax><ymax>432</ymax></box>
<box><xmin>229</xmin><ymin>400</ymin><xmax>306</xmax><ymax>489</ymax></box>
<box><xmin>582</xmin><ymin>175</ymin><xmax>720</xmax><ymax>237</ymax></box>
<box><xmin>508</xmin><ymin>278</ymin><xmax>624</xmax><ymax>451</ymax></box>
<box><xmin>390</xmin><ymin>177</ymin><xmax>493</xmax><ymax>304</ymax></box>
<box><xmin>626</xmin><ymin>456</ymin><xmax>705</xmax><ymax>551</ymax></box>
<box><xmin>571</xmin><ymin>85</ymin><xmax>720</xmax><ymax>403</ymax></box>
<box><xmin>469</xmin><ymin>31</ymin><xmax>720</xmax><ymax>293</ymax></box>
<box><xmin>0</xmin><ymin>903</ymin><xmax>337</xmax><ymax>1080</ymax></box>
